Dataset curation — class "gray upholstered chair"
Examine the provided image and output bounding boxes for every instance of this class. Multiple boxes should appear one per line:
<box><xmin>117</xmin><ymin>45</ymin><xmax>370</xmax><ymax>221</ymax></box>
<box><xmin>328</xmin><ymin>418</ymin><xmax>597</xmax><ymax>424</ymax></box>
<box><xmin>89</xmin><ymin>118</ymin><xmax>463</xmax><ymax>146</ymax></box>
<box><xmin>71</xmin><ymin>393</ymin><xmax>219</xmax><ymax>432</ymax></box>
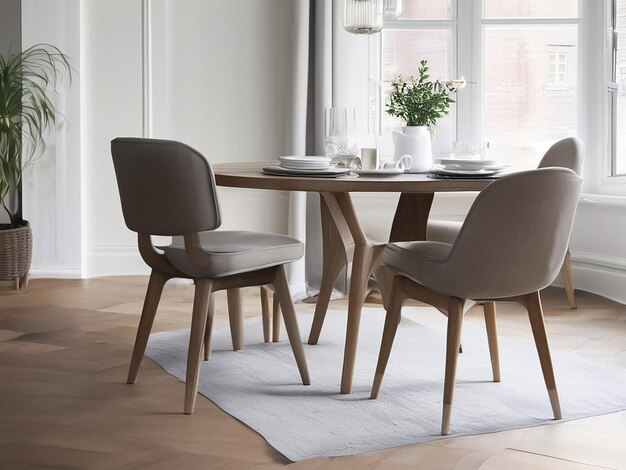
<box><xmin>371</xmin><ymin>167</ymin><xmax>583</xmax><ymax>435</ymax></box>
<box><xmin>111</xmin><ymin>137</ymin><xmax>309</xmax><ymax>414</ymax></box>
<box><xmin>427</xmin><ymin>137</ymin><xmax>584</xmax><ymax>308</ymax></box>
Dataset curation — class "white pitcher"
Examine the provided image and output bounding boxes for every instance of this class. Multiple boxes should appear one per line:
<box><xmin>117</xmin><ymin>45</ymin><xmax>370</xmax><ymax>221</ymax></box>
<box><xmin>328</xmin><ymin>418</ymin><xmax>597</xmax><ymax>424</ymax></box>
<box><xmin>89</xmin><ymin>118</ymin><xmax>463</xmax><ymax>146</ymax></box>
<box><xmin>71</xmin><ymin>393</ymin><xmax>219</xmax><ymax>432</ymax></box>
<box><xmin>392</xmin><ymin>126</ymin><xmax>433</xmax><ymax>173</ymax></box>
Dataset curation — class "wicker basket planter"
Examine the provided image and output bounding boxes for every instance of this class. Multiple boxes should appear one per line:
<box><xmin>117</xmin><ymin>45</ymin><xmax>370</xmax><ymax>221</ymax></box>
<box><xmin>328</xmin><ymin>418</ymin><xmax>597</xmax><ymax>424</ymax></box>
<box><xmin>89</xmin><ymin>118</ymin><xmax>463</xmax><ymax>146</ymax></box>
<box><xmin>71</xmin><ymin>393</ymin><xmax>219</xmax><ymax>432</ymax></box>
<box><xmin>0</xmin><ymin>222</ymin><xmax>32</xmax><ymax>291</ymax></box>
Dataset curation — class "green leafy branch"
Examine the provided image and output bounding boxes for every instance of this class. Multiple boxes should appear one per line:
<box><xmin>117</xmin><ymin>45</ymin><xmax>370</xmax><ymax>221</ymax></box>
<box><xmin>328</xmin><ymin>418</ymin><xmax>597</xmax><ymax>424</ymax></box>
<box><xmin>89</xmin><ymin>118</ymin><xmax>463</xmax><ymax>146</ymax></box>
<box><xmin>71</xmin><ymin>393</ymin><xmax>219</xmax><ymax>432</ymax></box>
<box><xmin>386</xmin><ymin>60</ymin><xmax>458</xmax><ymax>128</ymax></box>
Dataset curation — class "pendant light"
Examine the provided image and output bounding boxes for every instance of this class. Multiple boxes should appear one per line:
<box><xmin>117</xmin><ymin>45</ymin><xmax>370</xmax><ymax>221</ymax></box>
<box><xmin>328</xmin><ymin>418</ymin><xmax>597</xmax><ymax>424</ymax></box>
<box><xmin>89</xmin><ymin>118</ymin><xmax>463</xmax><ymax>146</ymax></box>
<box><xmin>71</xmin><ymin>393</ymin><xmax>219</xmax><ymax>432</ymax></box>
<box><xmin>343</xmin><ymin>0</ymin><xmax>384</xmax><ymax>35</ymax></box>
<box><xmin>384</xmin><ymin>0</ymin><xmax>403</xmax><ymax>21</ymax></box>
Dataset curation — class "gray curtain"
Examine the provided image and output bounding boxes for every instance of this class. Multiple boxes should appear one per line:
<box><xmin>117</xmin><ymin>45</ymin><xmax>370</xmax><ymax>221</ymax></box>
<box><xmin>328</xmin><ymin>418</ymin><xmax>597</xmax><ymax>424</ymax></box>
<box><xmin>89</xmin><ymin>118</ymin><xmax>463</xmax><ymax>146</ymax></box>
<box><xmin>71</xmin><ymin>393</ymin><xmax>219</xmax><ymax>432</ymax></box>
<box><xmin>285</xmin><ymin>0</ymin><xmax>345</xmax><ymax>297</ymax></box>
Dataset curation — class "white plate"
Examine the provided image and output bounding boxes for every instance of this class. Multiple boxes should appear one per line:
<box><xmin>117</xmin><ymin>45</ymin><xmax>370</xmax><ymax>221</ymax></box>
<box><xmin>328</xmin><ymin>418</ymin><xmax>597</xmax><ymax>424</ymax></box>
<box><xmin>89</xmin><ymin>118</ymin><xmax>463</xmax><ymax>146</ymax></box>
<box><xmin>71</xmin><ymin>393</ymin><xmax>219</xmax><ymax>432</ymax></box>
<box><xmin>279</xmin><ymin>155</ymin><xmax>330</xmax><ymax>164</ymax></box>
<box><xmin>437</xmin><ymin>158</ymin><xmax>503</xmax><ymax>170</ymax></box>
<box><xmin>430</xmin><ymin>168</ymin><xmax>500</xmax><ymax>177</ymax></box>
<box><xmin>263</xmin><ymin>166</ymin><xmax>352</xmax><ymax>177</ymax></box>
<box><xmin>354</xmin><ymin>168</ymin><xmax>405</xmax><ymax>176</ymax></box>
<box><xmin>280</xmin><ymin>163</ymin><xmax>331</xmax><ymax>170</ymax></box>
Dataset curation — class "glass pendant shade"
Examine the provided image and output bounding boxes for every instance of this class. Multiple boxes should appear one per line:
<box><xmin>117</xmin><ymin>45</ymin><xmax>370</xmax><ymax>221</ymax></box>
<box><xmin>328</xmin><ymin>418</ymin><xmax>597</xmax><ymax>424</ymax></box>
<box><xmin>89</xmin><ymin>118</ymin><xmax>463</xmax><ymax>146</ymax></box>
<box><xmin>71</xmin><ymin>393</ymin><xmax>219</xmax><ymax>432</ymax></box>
<box><xmin>343</xmin><ymin>0</ymin><xmax>384</xmax><ymax>35</ymax></box>
<box><xmin>384</xmin><ymin>0</ymin><xmax>403</xmax><ymax>21</ymax></box>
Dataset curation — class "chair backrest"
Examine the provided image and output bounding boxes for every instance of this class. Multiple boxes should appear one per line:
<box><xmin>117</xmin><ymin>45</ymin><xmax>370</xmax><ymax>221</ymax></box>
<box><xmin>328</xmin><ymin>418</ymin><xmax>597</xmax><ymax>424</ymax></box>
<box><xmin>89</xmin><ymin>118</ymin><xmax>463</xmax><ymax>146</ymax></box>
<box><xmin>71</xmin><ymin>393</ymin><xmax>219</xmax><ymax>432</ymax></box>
<box><xmin>448</xmin><ymin>168</ymin><xmax>583</xmax><ymax>299</ymax></box>
<box><xmin>538</xmin><ymin>136</ymin><xmax>583</xmax><ymax>174</ymax></box>
<box><xmin>111</xmin><ymin>137</ymin><xmax>221</xmax><ymax>236</ymax></box>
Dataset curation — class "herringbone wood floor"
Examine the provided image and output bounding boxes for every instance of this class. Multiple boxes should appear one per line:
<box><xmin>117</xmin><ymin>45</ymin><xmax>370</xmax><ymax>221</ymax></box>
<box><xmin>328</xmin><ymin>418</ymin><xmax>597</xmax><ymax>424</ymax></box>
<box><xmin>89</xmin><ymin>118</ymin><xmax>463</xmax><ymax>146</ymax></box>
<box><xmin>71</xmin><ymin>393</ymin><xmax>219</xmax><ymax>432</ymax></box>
<box><xmin>0</xmin><ymin>277</ymin><xmax>625</xmax><ymax>469</ymax></box>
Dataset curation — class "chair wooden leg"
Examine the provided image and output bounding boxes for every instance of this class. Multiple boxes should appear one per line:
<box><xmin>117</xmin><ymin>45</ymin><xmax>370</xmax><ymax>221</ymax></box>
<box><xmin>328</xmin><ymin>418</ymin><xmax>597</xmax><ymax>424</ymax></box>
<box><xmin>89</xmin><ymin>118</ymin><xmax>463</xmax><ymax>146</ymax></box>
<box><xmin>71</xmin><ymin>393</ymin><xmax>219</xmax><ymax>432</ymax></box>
<box><xmin>371</xmin><ymin>276</ymin><xmax>404</xmax><ymax>399</ymax></box>
<box><xmin>260</xmin><ymin>287</ymin><xmax>271</xmax><ymax>343</ymax></box>
<box><xmin>483</xmin><ymin>302</ymin><xmax>501</xmax><ymax>382</ymax></box>
<box><xmin>526</xmin><ymin>291</ymin><xmax>562</xmax><ymax>420</ymax></box>
<box><xmin>227</xmin><ymin>288</ymin><xmax>244</xmax><ymax>350</ymax></box>
<box><xmin>441</xmin><ymin>297</ymin><xmax>464</xmax><ymax>435</ymax></box>
<box><xmin>203</xmin><ymin>294</ymin><xmax>215</xmax><ymax>361</ymax></box>
<box><xmin>272</xmin><ymin>292</ymin><xmax>280</xmax><ymax>342</ymax></box>
<box><xmin>13</xmin><ymin>276</ymin><xmax>20</xmax><ymax>292</ymax></box>
<box><xmin>184</xmin><ymin>279</ymin><xmax>213</xmax><ymax>414</ymax></box>
<box><xmin>560</xmin><ymin>251</ymin><xmax>577</xmax><ymax>309</ymax></box>
<box><xmin>127</xmin><ymin>269</ymin><xmax>169</xmax><ymax>384</ymax></box>
<box><xmin>307</xmin><ymin>253</ymin><xmax>346</xmax><ymax>345</ymax></box>
<box><xmin>273</xmin><ymin>266</ymin><xmax>310</xmax><ymax>385</ymax></box>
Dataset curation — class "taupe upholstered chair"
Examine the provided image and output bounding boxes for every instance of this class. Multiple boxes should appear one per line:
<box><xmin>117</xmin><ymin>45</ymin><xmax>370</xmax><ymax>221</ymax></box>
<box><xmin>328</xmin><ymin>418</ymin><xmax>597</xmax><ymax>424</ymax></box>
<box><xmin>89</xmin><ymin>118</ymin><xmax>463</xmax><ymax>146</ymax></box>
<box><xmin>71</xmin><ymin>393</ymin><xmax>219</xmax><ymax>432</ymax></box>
<box><xmin>111</xmin><ymin>137</ymin><xmax>309</xmax><ymax>414</ymax></box>
<box><xmin>427</xmin><ymin>137</ymin><xmax>583</xmax><ymax>308</ymax></box>
<box><xmin>371</xmin><ymin>168</ymin><xmax>583</xmax><ymax>435</ymax></box>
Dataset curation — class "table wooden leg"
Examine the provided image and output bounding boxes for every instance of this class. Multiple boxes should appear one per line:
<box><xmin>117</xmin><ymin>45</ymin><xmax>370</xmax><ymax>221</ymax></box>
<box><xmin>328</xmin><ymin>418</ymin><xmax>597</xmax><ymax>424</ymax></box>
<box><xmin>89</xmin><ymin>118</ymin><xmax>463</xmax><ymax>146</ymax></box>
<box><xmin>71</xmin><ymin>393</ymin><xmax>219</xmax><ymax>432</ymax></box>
<box><xmin>315</xmin><ymin>191</ymin><xmax>436</xmax><ymax>394</ymax></box>
<box><xmin>323</xmin><ymin>192</ymin><xmax>378</xmax><ymax>394</ymax></box>
<box><xmin>308</xmin><ymin>195</ymin><xmax>354</xmax><ymax>345</ymax></box>
<box><xmin>389</xmin><ymin>193</ymin><xmax>435</xmax><ymax>242</ymax></box>
<box><xmin>370</xmin><ymin>192</ymin><xmax>435</xmax><ymax>310</ymax></box>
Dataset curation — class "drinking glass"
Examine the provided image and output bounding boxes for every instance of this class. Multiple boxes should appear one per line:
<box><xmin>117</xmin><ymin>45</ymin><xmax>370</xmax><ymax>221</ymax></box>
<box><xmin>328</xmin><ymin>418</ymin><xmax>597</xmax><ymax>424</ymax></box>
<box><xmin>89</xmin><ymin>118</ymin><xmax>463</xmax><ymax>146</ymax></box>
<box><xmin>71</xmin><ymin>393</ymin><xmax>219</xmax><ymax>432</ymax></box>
<box><xmin>325</xmin><ymin>108</ymin><xmax>358</xmax><ymax>168</ymax></box>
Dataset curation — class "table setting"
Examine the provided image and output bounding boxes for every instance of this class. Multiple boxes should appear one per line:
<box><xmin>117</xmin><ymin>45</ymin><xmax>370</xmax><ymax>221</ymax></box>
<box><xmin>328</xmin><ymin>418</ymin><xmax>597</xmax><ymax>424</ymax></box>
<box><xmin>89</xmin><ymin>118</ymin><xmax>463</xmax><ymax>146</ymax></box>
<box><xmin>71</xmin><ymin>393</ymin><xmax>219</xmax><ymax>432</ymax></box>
<box><xmin>428</xmin><ymin>157</ymin><xmax>507</xmax><ymax>179</ymax></box>
<box><xmin>262</xmin><ymin>156</ymin><xmax>353</xmax><ymax>177</ymax></box>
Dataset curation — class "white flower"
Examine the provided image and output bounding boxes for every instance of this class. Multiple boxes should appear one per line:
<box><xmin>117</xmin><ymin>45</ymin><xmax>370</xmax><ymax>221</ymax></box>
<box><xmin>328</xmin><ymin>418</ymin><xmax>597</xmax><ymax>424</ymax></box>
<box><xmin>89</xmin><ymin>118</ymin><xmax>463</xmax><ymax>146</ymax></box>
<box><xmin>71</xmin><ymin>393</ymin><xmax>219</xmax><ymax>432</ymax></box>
<box><xmin>449</xmin><ymin>76</ymin><xmax>467</xmax><ymax>90</ymax></box>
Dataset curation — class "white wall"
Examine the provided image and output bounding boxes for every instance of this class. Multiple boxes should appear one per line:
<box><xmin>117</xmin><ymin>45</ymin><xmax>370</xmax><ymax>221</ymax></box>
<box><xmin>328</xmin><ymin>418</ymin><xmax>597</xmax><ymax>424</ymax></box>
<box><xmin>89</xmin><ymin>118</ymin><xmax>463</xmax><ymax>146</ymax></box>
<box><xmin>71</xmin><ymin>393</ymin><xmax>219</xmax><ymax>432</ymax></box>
<box><xmin>78</xmin><ymin>0</ymin><xmax>293</xmax><ymax>277</ymax></box>
<box><xmin>564</xmin><ymin>196</ymin><xmax>626</xmax><ymax>304</ymax></box>
<box><xmin>80</xmin><ymin>0</ymin><xmax>145</xmax><ymax>276</ymax></box>
<box><xmin>151</xmin><ymin>0</ymin><xmax>291</xmax><ymax>234</ymax></box>
<box><xmin>22</xmin><ymin>0</ymin><xmax>82</xmax><ymax>278</ymax></box>
<box><xmin>560</xmin><ymin>2</ymin><xmax>626</xmax><ymax>304</ymax></box>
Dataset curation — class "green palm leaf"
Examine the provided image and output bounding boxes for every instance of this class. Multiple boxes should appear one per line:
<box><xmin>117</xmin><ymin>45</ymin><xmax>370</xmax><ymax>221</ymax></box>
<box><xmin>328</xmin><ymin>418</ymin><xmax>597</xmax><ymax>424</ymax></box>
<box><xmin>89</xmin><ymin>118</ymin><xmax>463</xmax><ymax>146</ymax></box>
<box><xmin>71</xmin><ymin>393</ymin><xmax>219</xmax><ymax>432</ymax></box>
<box><xmin>0</xmin><ymin>43</ymin><xmax>72</xmax><ymax>227</ymax></box>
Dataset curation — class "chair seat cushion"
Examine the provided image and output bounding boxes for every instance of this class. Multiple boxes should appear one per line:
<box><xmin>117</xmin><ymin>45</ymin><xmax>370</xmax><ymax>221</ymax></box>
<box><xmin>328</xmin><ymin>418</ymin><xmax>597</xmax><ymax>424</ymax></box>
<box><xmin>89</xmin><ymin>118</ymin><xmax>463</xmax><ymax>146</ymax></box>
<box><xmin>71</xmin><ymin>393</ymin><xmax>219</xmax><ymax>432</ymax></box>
<box><xmin>164</xmin><ymin>231</ymin><xmax>303</xmax><ymax>278</ymax></box>
<box><xmin>384</xmin><ymin>241</ymin><xmax>453</xmax><ymax>289</ymax></box>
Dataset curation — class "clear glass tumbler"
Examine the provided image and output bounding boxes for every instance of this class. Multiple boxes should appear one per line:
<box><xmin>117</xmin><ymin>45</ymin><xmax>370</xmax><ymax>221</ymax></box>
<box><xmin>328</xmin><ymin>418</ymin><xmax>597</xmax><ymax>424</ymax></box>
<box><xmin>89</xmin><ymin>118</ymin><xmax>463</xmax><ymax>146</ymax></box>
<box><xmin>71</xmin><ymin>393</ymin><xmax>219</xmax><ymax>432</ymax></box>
<box><xmin>324</xmin><ymin>108</ymin><xmax>358</xmax><ymax>168</ymax></box>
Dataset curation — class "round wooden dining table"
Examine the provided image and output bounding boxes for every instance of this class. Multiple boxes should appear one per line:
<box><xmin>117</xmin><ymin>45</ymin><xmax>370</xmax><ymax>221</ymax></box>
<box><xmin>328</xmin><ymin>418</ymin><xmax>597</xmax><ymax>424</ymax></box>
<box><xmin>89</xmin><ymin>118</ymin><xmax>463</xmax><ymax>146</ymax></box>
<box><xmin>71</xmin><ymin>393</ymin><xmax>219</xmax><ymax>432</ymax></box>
<box><xmin>213</xmin><ymin>161</ymin><xmax>494</xmax><ymax>394</ymax></box>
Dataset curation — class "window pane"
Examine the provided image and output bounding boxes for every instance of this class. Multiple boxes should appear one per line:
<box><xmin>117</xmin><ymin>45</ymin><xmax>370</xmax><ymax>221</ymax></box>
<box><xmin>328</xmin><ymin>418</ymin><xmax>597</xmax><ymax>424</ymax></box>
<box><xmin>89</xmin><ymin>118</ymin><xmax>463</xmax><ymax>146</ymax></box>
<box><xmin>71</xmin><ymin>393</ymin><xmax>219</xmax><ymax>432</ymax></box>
<box><xmin>382</xmin><ymin>29</ymin><xmax>455</xmax><ymax>157</ymax></box>
<box><xmin>615</xmin><ymin>0</ymin><xmax>626</xmax><ymax>175</ymax></box>
<box><xmin>397</xmin><ymin>0</ymin><xmax>451</xmax><ymax>20</ymax></box>
<box><xmin>484</xmin><ymin>0</ymin><xmax>577</xmax><ymax>19</ymax></box>
<box><xmin>484</xmin><ymin>26</ymin><xmax>578</xmax><ymax>168</ymax></box>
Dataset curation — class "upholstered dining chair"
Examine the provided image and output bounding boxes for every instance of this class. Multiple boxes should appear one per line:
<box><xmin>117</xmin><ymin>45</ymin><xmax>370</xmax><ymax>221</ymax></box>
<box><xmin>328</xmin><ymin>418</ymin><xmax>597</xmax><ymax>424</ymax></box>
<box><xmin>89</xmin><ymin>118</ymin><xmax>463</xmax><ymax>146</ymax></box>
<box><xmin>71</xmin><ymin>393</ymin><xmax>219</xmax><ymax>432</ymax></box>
<box><xmin>427</xmin><ymin>137</ymin><xmax>583</xmax><ymax>308</ymax></box>
<box><xmin>371</xmin><ymin>167</ymin><xmax>583</xmax><ymax>435</ymax></box>
<box><xmin>111</xmin><ymin>137</ymin><xmax>309</xmax><ymax>414</ymax></box>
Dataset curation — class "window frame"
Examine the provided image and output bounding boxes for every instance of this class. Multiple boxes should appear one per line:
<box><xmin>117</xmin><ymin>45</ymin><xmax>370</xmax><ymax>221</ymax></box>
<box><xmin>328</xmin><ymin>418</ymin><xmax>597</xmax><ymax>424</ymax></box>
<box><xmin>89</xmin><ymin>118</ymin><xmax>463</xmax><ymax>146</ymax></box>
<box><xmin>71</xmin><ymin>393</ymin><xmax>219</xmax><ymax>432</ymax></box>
<box><xmin>371</xmin><ymin>0</ymin><xmax>584</xmax><ymax>169</ymax></box>
<box><xmin>608</xmin><ymin>0</ymin><xmax>626</xmax><ymax>178</ymax></box>
<box><xmin>547</xmin><ymin>52</ymin><xmax>568</xmax><ymax>83</ymax></box>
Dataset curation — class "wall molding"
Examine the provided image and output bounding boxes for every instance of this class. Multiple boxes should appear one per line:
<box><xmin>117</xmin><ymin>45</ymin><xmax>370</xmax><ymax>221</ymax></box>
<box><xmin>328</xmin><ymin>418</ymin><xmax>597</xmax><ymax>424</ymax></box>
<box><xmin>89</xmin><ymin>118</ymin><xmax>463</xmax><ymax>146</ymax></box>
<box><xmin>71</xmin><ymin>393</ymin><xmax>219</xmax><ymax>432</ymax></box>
<box><xmin>30</xmin><ymin>268</ymin><xmax>83</xmax><ymax>279</ymax></box>
<box><xmin>553</xmin><ymin>251</ymin><xmax>626</xmax><ymax>305</ymax></box>
<box><xmin>580</xmin><ymin>193</ymin><xmax>626</xmax><ymax>209</ymax></box>
<box><xmin>570</xmin><ymin>251</ymin><xmax>626</xmax><ymax>272</ymax></box>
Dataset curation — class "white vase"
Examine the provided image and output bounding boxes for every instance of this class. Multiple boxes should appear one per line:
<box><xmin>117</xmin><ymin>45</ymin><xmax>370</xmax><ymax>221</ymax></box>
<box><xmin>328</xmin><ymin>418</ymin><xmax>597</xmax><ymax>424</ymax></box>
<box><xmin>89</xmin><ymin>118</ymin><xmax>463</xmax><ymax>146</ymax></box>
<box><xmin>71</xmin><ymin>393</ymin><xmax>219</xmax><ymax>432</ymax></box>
<box><xmin>392</xmin><ymin>126</ymin><xmax>433</xmax><ymax>173</ymax></box>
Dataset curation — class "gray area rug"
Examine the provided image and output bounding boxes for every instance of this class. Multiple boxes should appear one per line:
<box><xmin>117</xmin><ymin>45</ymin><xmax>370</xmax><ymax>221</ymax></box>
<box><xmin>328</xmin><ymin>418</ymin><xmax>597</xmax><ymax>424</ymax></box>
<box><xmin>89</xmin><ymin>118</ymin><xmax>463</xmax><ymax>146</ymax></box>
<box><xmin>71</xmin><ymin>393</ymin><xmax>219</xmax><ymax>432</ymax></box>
<box><xmin>146</xmin><ymin>307</ymin><xmax>626</xmax><ymax>461</ymax></box>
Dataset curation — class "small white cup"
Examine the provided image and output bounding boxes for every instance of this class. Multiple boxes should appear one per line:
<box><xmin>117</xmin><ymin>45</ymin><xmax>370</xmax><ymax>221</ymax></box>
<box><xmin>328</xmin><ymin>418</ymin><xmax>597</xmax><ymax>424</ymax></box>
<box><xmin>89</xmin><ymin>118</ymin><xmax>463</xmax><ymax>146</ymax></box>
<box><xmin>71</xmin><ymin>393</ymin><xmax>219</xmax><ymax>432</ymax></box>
<box><xmin>359</xmin><ymin>148</ymin><xmax>379</xmax><ymax>170</ymax></box>
<box><xmin>382</xmin><ymin>154</ymin><xmax>413</xmax><ymax>170</ymax></box>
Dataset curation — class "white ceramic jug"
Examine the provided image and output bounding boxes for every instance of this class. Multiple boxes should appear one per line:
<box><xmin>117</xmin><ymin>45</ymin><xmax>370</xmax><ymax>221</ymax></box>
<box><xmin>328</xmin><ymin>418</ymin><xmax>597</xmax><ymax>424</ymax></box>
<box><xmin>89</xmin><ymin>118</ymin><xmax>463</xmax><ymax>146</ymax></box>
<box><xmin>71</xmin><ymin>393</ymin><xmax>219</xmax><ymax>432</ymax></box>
<box><xmin>392</xmin><ymin>126</ymin><xmax>433</xmax><ymax>173</ymax></box>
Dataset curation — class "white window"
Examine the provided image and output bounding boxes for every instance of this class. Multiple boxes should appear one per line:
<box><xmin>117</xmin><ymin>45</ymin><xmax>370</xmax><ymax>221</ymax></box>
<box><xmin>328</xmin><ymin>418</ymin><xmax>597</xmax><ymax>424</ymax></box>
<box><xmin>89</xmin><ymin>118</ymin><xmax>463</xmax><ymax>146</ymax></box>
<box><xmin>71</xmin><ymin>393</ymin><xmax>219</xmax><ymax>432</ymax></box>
<box><xmin>369</xmin><ymin>0</ymin><xmax>580</xmax><ymax>169</ymax></box>
<box><xmin>548</xmin><ymin>53</ymin><xmax>567</xmax><ymax>83</ymax></box>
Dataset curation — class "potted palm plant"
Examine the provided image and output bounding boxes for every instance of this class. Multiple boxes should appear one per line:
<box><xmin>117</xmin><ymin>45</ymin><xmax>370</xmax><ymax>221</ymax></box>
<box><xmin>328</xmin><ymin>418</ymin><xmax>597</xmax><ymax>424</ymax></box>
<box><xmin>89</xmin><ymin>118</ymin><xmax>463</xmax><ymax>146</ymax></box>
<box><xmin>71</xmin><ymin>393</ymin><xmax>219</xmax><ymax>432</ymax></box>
<box><xmin>0</xmin><ymin>44</ymin><xmax>72</xmax><ymax>291</ymax></box>
<box><xmin>386</xmin><ymin>60</ymin><xmax>464</xmax><ymax>172</ymax></box>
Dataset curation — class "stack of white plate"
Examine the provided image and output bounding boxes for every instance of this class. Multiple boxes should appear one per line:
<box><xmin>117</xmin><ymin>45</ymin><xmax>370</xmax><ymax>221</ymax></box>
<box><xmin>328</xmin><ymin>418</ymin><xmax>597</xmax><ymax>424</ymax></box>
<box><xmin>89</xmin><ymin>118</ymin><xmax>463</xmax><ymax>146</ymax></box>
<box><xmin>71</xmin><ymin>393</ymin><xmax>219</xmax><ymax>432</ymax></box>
<box><xmin>431</xmin><ymin>158</ymin><xmax>505</xmax><ymax>177</ymax></box>
<box><xmin>278</xmin><ymin>156</ymin><xmax>331</xmax><ymax>171</ymax></box>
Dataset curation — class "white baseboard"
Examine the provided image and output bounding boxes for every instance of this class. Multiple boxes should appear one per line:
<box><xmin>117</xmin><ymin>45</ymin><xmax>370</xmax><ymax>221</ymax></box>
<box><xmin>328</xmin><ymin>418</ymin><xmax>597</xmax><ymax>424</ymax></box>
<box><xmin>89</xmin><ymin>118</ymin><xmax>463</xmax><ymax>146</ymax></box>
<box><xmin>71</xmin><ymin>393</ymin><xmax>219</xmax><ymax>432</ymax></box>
<box><xmin>29</xmin><ymin>268</ymin><xmax>83</xmax><ymax>279</ymax></box>
<box><xmin>84</xmin><ymin>246</ymin><xmax>149</xmax><ymax>278</ymax></box>
<box><xmin>553</xmin><ymin>251</ymin><xmax>626</xmax><ymax>305</ymax></box>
